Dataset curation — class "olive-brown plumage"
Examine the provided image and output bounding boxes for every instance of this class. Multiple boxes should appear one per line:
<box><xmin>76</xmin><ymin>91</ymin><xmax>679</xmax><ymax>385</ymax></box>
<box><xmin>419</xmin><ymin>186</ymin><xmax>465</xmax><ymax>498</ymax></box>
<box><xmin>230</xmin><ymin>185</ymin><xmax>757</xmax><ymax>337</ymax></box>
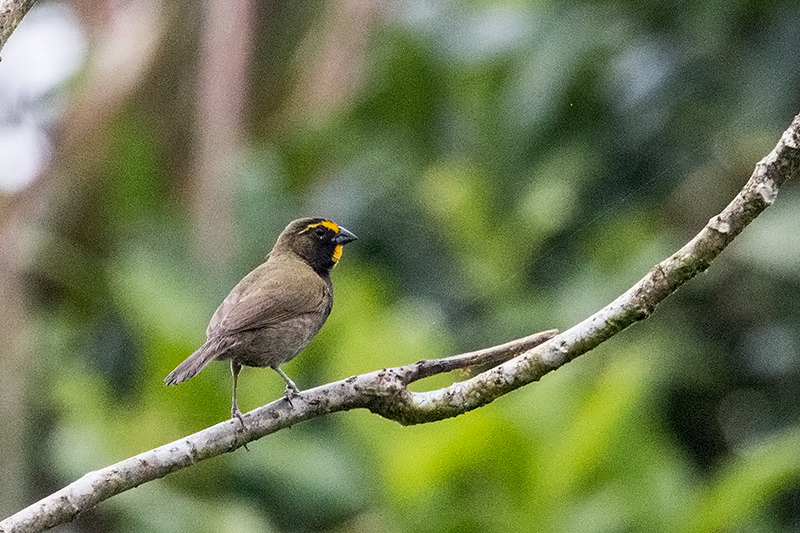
<box><xmin>164</xmin><ymin>217</ymin><xmax>357</xmax><ymax>422</ymax></box>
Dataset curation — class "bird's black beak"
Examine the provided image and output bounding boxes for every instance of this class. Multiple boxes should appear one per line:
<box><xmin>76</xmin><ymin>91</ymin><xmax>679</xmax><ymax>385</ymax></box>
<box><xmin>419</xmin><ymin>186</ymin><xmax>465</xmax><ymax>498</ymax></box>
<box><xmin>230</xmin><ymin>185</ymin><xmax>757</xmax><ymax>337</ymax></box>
<box><xmin>334</xmin><ymin>227</ymin><xmax>357</xmax><ymax>245</ymax></box>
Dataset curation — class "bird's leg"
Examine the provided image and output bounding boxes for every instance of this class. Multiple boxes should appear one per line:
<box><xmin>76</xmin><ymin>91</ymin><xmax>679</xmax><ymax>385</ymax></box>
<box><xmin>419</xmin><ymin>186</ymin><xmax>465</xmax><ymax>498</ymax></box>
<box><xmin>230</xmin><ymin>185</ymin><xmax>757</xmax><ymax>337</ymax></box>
<box><xmin>274</xmin><ymin>365</ymin><xmax>301</xmax><ymax>404</ymax></box>
<box><xmin>230</xmin><ymin>361</ymin><xmax>245</xmax><ymax>426</ymax></box>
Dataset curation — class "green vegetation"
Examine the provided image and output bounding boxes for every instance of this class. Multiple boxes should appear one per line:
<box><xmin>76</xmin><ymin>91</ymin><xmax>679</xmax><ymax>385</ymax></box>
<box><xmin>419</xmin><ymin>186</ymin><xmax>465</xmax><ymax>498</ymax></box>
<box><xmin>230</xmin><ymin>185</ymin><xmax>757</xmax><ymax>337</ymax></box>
<box><xmin>5</xmin><ymin>1</ymin><xmax>800</xmax><ymax>531</ymax></box>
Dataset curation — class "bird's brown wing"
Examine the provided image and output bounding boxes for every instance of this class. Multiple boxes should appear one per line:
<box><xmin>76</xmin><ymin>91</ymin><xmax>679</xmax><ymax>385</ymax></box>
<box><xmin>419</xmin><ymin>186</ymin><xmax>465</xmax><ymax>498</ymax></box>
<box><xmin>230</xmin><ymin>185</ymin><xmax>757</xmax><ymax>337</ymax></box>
<box><xmin>206</xmin><ymin>260</ymin><xmax>330</xmax><ymax>338</ymax></box>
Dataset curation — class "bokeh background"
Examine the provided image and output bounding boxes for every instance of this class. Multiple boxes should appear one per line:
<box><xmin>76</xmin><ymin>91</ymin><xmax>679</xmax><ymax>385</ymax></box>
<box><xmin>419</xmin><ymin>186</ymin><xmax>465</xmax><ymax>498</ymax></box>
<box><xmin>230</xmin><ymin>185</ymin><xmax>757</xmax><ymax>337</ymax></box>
<box><xmin>2</xmin><ymin>1</ymin><xmax>800</xmax><ymax>531</ymax></box>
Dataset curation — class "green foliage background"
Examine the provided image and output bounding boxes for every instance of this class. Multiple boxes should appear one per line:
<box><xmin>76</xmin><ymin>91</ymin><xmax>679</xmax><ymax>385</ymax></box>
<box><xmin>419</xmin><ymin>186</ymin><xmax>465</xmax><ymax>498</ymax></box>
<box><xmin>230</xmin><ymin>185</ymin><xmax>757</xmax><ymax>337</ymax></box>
<box><xmin>5</xmin><ymin>1</ymin><xmax>800</xmax><ymax>531</ymax></box>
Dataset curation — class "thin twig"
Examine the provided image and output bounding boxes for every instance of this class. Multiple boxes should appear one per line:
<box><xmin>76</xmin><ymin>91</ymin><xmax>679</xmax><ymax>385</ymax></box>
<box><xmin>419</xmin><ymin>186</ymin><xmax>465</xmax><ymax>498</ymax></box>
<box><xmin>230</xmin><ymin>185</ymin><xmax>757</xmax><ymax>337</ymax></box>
<box><xmin>0</xmin><ymin>0</ymin><xmax>37</xmax><ymax>56</ymax></box>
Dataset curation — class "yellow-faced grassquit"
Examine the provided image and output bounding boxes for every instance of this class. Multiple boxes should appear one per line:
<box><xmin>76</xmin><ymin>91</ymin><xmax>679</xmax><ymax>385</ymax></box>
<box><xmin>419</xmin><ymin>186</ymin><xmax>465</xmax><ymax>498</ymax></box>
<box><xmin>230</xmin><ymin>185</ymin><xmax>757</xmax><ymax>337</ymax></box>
<box><xmin>165</xmin><ymin>217</ymin><xmax>357</xmax><ymax>422</ymax></box>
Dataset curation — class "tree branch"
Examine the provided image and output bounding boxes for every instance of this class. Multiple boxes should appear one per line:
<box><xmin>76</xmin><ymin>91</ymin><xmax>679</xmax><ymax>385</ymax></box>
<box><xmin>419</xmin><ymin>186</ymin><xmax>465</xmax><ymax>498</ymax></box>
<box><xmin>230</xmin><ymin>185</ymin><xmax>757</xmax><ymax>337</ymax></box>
<box><xmin>0</xmin><ymin>0</ymin><xmax>36</xmax><ymax>56</ymax></box>
<box><xmin>2</xmin><ymin>112</ymin><xmax>799</xmax><ymax>532</ymax></box>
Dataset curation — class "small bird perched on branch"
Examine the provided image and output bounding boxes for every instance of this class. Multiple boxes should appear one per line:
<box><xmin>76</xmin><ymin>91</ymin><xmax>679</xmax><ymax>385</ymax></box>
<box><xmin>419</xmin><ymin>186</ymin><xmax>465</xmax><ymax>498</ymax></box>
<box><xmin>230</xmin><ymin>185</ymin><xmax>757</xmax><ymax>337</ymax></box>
<box><xmin>164</xmin><ymin>217</ymin><xmax>357</xmax><ymax>423</ymax></box>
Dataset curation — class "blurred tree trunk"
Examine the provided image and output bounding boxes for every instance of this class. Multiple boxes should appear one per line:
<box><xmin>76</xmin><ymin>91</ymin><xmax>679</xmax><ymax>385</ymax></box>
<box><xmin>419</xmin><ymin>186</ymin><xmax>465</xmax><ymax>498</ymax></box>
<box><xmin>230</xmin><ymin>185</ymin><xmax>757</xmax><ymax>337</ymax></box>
<box><xmin>0</xmin><ymin>210</ymin><xmax>32</xmax><ymax>516</ymax></box>
<box><xmin>0</xmin><ymin>0</ymin><xmax>166</xmax><ymax>514</ymax></box>
<box><xmin>289</xmin><ymin>0</ymin><xmax>383</xmax><ymax>124</ymax></box>
<box><xmin>0</xmin><ymin>0</ymin><xmax>45</xmax><ymax>516</ymax></box>
<box><xmin>190</xmin><ymin>0</ymin><xmax>254</xmax><ymax>267</ymax></box>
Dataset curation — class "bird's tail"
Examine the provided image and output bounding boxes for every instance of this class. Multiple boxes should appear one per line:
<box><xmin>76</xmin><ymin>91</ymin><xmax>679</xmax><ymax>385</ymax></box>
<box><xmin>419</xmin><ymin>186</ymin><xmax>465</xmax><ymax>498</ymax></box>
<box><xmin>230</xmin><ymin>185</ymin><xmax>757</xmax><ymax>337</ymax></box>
<box><xmin>164</xmin><ymin>341</ymin><xmax>219</xmax><ymax>385</ymax></box>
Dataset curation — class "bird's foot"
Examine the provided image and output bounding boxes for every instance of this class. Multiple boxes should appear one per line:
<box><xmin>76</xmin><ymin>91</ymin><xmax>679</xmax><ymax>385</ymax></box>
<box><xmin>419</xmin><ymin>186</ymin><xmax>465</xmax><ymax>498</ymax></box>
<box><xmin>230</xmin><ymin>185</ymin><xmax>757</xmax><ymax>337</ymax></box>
<box><xmin>231</xmin><ymin>404</ymin><xmax>245</xmax><ymax>427</ymax></box>
<box><xmin>231</xmin><ymin>405</ymin><xmax>250</xmax><ymax>450</ymax></box>
<box><xmin>275</xmin><ymin>366</ymin><xmax>300</xmax><ymax>406</ymax></box>
<box><xmin>283</xmin><ymin>385</ymin><xmax>301</xmax><ymax>406</ymax></box>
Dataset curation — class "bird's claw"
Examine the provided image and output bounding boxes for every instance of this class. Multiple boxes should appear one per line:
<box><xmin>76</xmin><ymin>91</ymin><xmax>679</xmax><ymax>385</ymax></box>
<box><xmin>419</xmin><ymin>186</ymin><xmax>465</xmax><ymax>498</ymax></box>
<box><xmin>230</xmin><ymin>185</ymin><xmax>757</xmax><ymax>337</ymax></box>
<box><xmin>231</xmin><ymin>405</ymin><xmax>245</xmax><ymax>427</ymax></box>
<box><xmin>231</xmin><ymin>405</ymin><xmax>250</xmax><ymax>450</ymax></box>
<box><xmin>283</xmin><ymin>385</ymin><xmax>301</xmax><ymax>406</ymax></box>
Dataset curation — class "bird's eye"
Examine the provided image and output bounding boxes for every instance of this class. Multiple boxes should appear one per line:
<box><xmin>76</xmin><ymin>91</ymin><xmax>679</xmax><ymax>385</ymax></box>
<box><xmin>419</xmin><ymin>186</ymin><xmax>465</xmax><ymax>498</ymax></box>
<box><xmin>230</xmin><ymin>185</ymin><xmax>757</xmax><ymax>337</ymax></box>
<box><xmin>314</xmin><ymin>227</ymin><xmax>326</xmax><ymax>238</ymax></box>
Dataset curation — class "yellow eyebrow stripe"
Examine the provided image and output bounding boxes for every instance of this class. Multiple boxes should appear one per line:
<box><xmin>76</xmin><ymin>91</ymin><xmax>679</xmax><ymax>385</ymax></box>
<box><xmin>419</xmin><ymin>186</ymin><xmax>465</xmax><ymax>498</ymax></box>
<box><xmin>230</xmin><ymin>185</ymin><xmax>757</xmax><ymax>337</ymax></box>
<box><xmin>306</xmin><ymin>220</ymin><xmax>340</xmax><ymax>232</ymax></box>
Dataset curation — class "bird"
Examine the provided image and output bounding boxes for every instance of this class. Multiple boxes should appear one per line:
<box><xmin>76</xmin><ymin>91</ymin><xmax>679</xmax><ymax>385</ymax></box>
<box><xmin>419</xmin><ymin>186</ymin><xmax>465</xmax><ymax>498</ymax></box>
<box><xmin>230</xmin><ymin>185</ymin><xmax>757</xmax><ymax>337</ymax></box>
<box><xmin>164</xmin><ymin>217</ymin><xmax>357</xmax><ymax>423</ymax></box>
